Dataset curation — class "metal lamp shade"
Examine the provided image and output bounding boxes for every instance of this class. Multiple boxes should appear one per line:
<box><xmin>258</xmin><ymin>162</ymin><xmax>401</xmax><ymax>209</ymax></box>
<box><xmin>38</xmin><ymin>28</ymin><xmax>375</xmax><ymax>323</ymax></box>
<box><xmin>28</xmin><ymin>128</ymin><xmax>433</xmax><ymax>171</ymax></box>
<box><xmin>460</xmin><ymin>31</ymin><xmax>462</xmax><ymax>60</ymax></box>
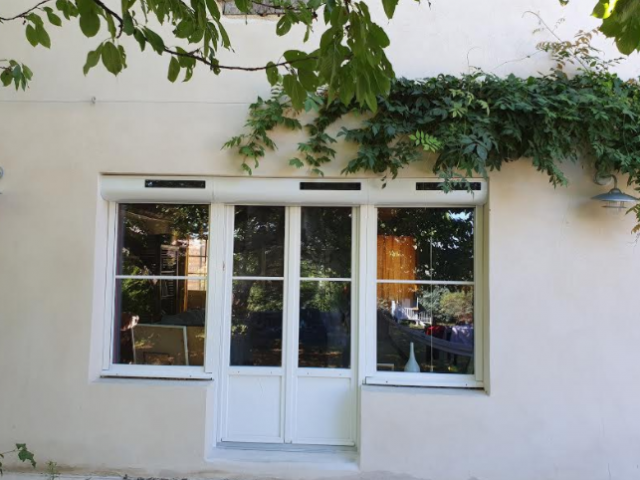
<box><xmin>592</xmin><ymin>188</ymin><xmax>639</xmax><ymax>209</ymax></box>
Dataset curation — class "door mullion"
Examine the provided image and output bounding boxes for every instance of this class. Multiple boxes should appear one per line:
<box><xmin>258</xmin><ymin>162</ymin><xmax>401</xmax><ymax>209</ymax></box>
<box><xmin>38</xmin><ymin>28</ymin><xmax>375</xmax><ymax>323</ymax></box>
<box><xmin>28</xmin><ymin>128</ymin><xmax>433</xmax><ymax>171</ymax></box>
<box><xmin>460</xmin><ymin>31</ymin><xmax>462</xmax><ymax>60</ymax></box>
<box><xmin>283</xmin><ymin>206</ymin><xmax>301</xmax><ymax>443</ymax></box>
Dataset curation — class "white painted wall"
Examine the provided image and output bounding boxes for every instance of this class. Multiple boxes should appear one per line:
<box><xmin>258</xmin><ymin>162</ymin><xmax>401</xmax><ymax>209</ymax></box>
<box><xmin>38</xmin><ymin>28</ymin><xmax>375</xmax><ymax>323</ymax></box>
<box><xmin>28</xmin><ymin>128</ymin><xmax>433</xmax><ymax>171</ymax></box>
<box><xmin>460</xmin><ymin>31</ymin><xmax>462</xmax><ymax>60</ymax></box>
<box><xmin>1</xmin><ymin>0</ymin><xmax>640</xmax><ymax>479</ymax></box>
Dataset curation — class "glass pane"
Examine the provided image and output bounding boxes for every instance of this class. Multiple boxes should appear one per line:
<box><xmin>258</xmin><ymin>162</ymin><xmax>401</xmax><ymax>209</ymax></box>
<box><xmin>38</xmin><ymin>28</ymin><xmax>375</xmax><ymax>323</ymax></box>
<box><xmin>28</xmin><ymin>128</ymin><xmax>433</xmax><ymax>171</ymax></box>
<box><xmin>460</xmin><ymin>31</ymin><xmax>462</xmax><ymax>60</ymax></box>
<box><xmin>301</xmin><ymin>207</ymin><xmax>352</xmax><ymax>279</ymax></box>
<box><xmin>376</xmin><ymin>284</ymin><xmax>474</xmax><ymax>374</ymax></box>
<box><xmin>231</xmin><ymin>280</ymin><xmax>283</xmax><ymax>366</ymax></box>
<box><xmin>299</xmin><ymin>281</ymin><xmax>351</xmax><ymax>369</ymax></box>
<box><xmin>377</xmin><ymin>208</ymin><xmax>474</xmax><ymax>282</ymax></box>
<box><xmin>117</xmin><ymin>204</ymin><xmax>209</xmax><ymax>276</ymax></box>
<box><xmin>114</xmin><ymin>279</ymin><xmax>206</xmax><ymax>366</ymax></box>
<box><xmin>233</xmin><ymin>206</ymin><xmax>285</xmax><ymax>277</ymax></box>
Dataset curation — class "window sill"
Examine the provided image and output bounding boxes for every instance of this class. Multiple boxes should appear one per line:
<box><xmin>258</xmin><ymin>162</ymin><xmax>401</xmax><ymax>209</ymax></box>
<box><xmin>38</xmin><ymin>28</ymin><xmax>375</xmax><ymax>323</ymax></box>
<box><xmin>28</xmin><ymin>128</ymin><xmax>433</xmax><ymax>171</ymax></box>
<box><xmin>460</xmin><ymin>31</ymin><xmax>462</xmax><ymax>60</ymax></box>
<box><xmin>365</xmin><ymin>374</ymin><xmax>483</xmax><ymax>390</ymax></box>
<box><xmin>100</xmin><ymin>365</ymin><xmax>213</xmax><ymax>381</ymax></box>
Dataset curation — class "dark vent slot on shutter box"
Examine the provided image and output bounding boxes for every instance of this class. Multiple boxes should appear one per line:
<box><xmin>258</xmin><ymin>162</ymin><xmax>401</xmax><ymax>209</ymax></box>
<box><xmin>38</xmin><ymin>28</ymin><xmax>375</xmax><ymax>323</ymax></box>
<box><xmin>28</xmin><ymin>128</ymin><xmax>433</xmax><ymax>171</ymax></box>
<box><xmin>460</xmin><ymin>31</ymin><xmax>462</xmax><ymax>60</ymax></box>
<box><xmin>416</xmin><ymin>182</ymin><xmax>482</xmax><ymax>191</ymax></box>
<box><xmin>145</xmin><ymin>180</ymin><xmax>206</xmax><ymax>189</ymax></box>
<box><xmin>300</xmin><ymin>182</ymin><xmax>362</xmax><ymax>191</ymax></box>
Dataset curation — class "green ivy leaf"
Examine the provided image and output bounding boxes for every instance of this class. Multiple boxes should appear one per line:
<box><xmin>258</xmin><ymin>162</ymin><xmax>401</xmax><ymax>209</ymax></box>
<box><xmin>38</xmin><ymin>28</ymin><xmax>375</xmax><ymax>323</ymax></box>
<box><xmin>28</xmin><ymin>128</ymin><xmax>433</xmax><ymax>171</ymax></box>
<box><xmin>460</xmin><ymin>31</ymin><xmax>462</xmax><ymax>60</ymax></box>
<box><xmin>289</xmin><ymin>158</ymin><xmax>304</xmax><ymax>168</ymax></box>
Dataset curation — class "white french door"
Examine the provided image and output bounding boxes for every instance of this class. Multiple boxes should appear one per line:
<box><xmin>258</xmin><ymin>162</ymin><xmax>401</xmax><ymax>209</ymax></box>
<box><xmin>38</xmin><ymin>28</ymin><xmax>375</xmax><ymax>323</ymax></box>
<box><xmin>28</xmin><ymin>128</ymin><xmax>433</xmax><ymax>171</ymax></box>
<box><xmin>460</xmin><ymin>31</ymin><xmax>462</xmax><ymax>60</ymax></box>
<box><xmin>219</xmin><ymin>205</ymin><xmax>357</xmax><ymax>446</ymax></box>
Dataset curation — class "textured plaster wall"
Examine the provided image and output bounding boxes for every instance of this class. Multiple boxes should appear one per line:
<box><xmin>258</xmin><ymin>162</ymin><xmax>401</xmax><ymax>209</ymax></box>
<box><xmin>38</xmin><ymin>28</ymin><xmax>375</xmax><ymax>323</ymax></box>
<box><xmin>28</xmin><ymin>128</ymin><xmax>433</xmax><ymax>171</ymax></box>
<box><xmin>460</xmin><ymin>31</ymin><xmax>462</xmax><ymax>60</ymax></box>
<box><xmin>0</xmin><ymin>0</ymin><xmax>639</xmax><ymax>479</ymax></box>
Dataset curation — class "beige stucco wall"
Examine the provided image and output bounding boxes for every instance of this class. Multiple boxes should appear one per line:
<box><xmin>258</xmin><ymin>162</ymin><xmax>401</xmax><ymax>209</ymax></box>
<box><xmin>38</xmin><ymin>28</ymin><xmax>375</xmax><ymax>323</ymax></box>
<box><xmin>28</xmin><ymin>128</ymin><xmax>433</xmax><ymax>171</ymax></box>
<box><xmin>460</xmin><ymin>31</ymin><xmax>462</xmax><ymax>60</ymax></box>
<box><xmin>1</xmin><ymin>0</ymin><xmax>640</xmax><ymax>479</ymax></box>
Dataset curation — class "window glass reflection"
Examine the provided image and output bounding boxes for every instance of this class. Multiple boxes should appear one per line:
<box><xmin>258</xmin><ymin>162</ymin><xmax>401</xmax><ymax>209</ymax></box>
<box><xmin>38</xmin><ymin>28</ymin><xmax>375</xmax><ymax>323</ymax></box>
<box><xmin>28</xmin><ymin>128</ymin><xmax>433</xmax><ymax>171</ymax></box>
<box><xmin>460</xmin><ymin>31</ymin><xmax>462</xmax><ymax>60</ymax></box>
<box><xmin>231</xmin><ymin>280</ymin><xmax>283</xmax><ymax>366</ymax></box>
<box><xmin>301</xmin><ymin>207</ymin><xmax>352</xmax><ymax>279</ymax></box>
<box><xmin>376</xmin><ymin>284</ymin><xmax>474</xmax><ymax>374</ymax></box>
<box><xmin>118</xmin><ymin>204</ymin><xmax>209</xmax><ymax>276</ymax></box>
<box><xmin>377</xmin><ymin>208</ymin><xmax>474</xmax><ymax>282</ymax></box>
<box><xmin>114</xmin><ymin>279</ymin><xmax>206</xmax><ymax>366</ymax></box>
<box><xmin>299</xmin><ymin>281</ymin><xmax>351</xmax><ymax>368</ymax></box>
<box><xmin>233</xmin><ymin>206</ymin><xmax>285</xmax><ymax>277</ymax></box>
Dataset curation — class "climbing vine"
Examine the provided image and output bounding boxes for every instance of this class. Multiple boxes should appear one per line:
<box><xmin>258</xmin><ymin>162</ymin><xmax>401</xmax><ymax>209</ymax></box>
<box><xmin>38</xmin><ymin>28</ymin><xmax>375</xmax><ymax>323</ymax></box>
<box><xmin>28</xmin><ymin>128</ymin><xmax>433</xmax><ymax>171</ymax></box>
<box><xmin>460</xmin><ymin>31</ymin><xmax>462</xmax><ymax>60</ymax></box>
<box><xmin>225</xmin><ymin>30</ymin><xmax>640</xmax><ymax>227</ymax></box>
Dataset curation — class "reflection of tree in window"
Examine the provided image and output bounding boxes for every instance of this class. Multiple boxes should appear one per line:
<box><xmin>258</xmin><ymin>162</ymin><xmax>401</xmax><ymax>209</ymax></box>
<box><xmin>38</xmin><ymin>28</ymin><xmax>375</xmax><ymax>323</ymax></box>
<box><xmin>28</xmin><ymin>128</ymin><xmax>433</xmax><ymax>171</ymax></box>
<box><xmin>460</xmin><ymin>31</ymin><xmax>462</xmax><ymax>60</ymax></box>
<box><xmin>114</xmin><ymin>204</ymin><xmax>209</xmax><ymax>366</ymax></box>
<box><xmin>376</xmin><ymin>208</ymin><xmax>475</xmax><ymax>375</ymax></box>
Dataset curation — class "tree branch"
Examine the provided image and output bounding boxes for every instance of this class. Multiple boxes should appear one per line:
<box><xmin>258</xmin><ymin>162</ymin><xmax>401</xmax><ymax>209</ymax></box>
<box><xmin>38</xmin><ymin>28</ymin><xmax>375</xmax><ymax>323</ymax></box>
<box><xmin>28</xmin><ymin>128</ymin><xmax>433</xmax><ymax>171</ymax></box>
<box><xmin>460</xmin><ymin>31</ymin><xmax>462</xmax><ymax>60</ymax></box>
<box><xmin>87</xmin><ymin>0</ymin><xmax>318</xmax><ymax>72</ymax></box>
<box><xmin>166</xmin><ymin>46</ymin><xmax>317</xmax><ymax>71</ymax></box>
<box><xmin>0</xmin><ymin>0</ymin><xmax>53</xmax><ymax>22</ymax></box>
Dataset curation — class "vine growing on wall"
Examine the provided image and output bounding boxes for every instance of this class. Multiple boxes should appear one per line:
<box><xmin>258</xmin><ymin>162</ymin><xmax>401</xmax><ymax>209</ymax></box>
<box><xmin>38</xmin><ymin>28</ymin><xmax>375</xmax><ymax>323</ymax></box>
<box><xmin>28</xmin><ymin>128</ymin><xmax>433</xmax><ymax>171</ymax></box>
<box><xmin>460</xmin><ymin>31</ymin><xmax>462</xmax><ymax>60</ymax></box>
<box><xmin>225</xmin><ymin>29</ymin><xmax>640</xmax><ymax>228</ymax></box>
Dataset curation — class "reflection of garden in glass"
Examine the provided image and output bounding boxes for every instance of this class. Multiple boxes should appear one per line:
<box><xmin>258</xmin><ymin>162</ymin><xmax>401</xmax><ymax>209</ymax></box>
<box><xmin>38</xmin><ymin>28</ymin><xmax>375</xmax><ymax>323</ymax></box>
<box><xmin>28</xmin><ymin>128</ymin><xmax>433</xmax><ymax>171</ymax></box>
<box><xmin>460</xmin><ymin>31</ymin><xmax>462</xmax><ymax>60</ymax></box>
<box><xmin>233</xmin><ymin>206</ymin><xmax>285</xmax><ymax>277</ymax></box>
<box><xmin>300</xmin><ymin>207</ymin><xmax>352</xmax><ymax>279</ymax></box>
<box><xmin>376</xmin><ymin>207</ymin><xmax>475</xmax><ymax>375</ymax></box>
<box><xmin>377</xmin><ymin>208</ymin><xmax>474</xmax><ymax>282</ymax></box>
<box><xmin>231</xmin><ymin>206</ymin><xmax>286</xmax><ymax>367</ymax></box>
<box><xmin>114</xmin><ymin>204</ymin><xmax>209</xmax><ymax>366</ymax></box>
<box><xmin>230</xmin><ymin>280</ymin><xmax>284</xmax><ymax>367</ymax></box>
<box><xmin>299</xmin><ymin>207</ymin><xmax>353</xmax><ymax>368</ymax></box>
<box><xmin>377</xmin><ymin>285</ymin><xmax>474</xmax><ymax>374</ymax></box>
<box><xmin>299</xmin><ymin>281</ymin><xmax>351</xmax><ymax>368</ymax></box>
<box><xmin>118</xmin><ymin>204</ymin><xmax>209</xmax><ymax>276</ymax></box>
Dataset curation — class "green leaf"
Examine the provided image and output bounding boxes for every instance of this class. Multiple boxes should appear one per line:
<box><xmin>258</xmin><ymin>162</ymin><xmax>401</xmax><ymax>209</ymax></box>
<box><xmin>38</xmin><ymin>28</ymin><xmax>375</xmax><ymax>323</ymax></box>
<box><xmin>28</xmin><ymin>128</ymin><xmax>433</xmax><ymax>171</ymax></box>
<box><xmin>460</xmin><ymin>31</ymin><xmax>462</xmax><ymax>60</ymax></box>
<box><xmin>46</xmin><ymin>9</ymin><xmax>63</xmax><ymax>26</ymax></box>
<box><xmin>234</xmin><ymin>0</ymin><xmax>251</xmax><ymax>13</ymax></box>
<box><xmin>0</xmin><ymin>69</ymin><xmax>12</xmax><ymax>87</ymax></box>
<box><xmin>79</xmin><ymin>12</ymin><xmax>101</xmax><ymax>37</ymax></box>
<box><xmin>35</xmin><ymin>24</ymin><xmax>51</xmax><ymax>48</ymax></box>
<box><xmin>25</xmin><ymin>25</ymin><xmax>39</xmax><ymax>47</ymax></box>
<box><xmin>101</xmin><ymin>41</ymin><xmax>123</xmax><ymax>75</ymax></box>
<box><xmin>283</xmin><ymin>74</ymin><xmax>307</xmax><ymax>110</ymax></box>
<box><xmin>298</xmin><ymin>68</ymin><xmax>318</xmax><ymax>91</ymax></box>
<box><xmin>381</xmin><ymin>0</ymin><xmax>399</xmax><ymax>19</ymax></box>
<box><xmin>122</xmin><ymin>13</ymin><xmax>134</xmax><ymax>35</ymax></box>
<box><xmin>105</xmin><ymin>12</ymin><xmax>117</xmax><ymax>38</ymax></box>
<box><xmin>143</xmin><ymin>28</ymin><xmax>165</xmax><ymax>54</ymax></box>
<box><xmin>289</xmin><ymin>158</ymin><xmax>304</xmax><ymax>168</ymax></box>
<box><xmin>266</xmin><ymin>62</ymin><xmax>279</xmax><ymax>86</ymax></box>
<box><xmin>167</xmin><ymin>57</ymin><xmax>180</xmax><ymax>82</ymax></box>
<box><xmin>276</xmin><ymin>16</ymin><xmax>292</xmax><ymax>36</ymax></box>
<box><xmin>205</xmin><ymin>0</ymin><xmax>221</xmax><ymax>20</ymax></box>
<box><xmin>83</xmin><ymin>47</ymin><xmax>102</xmax><ymax>75</ymax></box>
<box><xmin>370</xmin><ymin>24</ymin><xmax>390</xmax><ymax>48</ymax></box>
<box><xmin>133</xmin><ymin>28</ymin><xmax>146</xmax><ymax>51</ymax></box>
<box><xmin>76</xmin><ymin>0</ymin><xmax>97</xmax><ymax>15</ymax></box>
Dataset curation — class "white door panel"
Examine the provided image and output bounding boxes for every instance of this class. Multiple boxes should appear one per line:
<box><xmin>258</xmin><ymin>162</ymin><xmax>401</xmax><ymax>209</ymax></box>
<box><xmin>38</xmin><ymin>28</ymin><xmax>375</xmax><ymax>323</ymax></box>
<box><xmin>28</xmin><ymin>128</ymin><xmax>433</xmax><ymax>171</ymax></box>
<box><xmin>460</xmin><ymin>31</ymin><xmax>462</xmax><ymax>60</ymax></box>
<box><xmin>294</xmin><ymin>376</ymin><xmax>354</xmax><ymax>445</ymax></box>
<box><xmin>225</xmin><ymin>374</ymin><xmax>283</xmax><ymax>442</ymax></box>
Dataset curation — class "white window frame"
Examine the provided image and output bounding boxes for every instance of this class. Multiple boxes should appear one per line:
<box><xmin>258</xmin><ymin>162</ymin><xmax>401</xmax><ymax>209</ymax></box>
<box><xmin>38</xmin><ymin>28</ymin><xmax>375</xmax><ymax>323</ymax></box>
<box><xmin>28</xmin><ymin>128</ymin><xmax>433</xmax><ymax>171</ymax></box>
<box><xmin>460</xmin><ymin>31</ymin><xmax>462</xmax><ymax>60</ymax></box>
<box><xmin>100</xmin><ymin>200</ymin><xmax>215</xmax><ymax>380</ymax></box>
<box><xmin>97</xmin><ymin>175</ymin><xmax>487</xmax><ymax>389</ymax></box>
<box><xmin>362</xmin><ymin>204</ymin><xmax>485</xmax><ymax>389</ymax></box>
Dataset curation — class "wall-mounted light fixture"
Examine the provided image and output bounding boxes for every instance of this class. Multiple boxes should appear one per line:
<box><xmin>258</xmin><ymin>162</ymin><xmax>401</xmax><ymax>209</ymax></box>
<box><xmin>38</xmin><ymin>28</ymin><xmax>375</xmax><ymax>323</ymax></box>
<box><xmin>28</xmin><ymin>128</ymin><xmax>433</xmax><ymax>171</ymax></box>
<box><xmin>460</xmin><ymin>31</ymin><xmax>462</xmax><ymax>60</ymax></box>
<box><xmin>592</xmin><ymin>173</ymin><xmax>638</xmax><ymax>212</ymax></box>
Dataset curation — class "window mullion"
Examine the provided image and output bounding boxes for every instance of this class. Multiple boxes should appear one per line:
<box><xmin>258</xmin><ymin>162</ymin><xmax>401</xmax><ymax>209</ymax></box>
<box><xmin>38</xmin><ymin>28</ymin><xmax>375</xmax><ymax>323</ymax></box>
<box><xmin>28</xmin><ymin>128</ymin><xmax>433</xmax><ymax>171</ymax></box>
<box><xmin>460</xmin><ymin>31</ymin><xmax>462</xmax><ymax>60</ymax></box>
<box><xmin>205</xmin><ymin>203</ymin><xmax>225</xmax><ymax>375</ymax></box>
<box><xmin>282</xmin><ymin>206</ymin><xmax>301</xmax><ymax>443</ymax></box>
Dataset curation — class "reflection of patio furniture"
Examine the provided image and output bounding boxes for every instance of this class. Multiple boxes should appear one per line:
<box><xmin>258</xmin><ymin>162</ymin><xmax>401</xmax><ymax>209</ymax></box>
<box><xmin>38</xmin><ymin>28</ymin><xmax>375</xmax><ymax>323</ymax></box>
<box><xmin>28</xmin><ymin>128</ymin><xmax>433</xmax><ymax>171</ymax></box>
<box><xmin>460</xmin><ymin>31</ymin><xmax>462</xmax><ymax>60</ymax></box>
<box><xmin>379</xmin><ymin>309</ymin><xmax>472</xmax><ymax>357</ymax></box>
<box><xmin>394</xmin><ymin>305</ymin><xmax>431</xmax><ymax>327</ymax></box>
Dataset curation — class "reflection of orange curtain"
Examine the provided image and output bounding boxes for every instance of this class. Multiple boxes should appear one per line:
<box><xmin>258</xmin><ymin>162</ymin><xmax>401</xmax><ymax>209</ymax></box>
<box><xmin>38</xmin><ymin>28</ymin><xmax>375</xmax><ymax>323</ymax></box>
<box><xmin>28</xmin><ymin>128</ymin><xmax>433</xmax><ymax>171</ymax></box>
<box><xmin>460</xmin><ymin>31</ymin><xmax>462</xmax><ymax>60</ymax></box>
<box><xmin>377</xmin><ymin>236</ymin><xmax>417</xmax><ymax>305</ymax></box>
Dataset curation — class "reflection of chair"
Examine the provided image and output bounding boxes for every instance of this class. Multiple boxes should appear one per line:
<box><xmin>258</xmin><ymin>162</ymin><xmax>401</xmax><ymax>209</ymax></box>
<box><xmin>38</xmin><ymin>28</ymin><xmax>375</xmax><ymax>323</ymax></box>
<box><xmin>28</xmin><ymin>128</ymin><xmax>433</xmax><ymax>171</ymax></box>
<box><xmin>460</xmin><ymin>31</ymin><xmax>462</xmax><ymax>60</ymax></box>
<box><xmin>132</xmin><ymin>324</ymin><xmax>205</xmax><ymax>366</ymax></box>
<box><xmin>132</xmin><ymin>324</ymin><xmax>187</xmax><ymax>365</ymax></box>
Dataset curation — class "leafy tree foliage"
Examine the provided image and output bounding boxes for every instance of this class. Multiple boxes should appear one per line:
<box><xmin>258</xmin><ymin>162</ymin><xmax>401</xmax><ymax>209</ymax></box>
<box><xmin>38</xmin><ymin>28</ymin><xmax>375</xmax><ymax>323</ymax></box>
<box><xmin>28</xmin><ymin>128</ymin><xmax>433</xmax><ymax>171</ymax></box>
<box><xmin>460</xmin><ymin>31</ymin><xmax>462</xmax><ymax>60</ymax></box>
<box><xmin>226</xmin><ymin>29</ymin><xmax>640</xmax><ymax>228</ymax></box>
<box><xmin>0</xmin><ymin>0</ymin><xmax>397</xmax><ymax>109</ymax></box>
<box><xmin>0</xmin><ymin>444</ymin><xmax>36</xmax><ymax>475</ymax></box>
<box><xmin>1</xmin><ymin>0</ymin><xmax>638</xmax><ymax>105</ymax></box>
<box><xmin>591</xmin><ymin>0</ymin><xmax>640</xmax><ymax>54</ymax></box>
